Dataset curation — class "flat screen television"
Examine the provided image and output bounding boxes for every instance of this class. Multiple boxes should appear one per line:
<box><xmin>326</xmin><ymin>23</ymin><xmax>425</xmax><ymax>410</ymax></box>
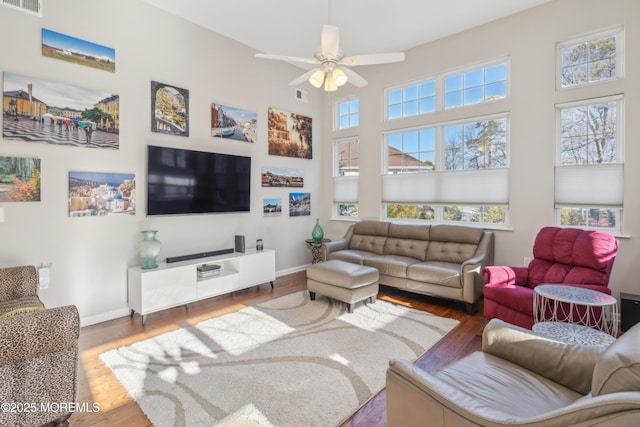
<box><xmin>146</xmin><ymin>145</ymin><xmax>251</xmax><ymax>215</ymax></box>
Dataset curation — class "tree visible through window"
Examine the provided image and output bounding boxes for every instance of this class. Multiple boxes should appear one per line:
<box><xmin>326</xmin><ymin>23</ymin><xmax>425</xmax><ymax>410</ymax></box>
<box><xmin>560</xmin><ymin>31</ymin><xmax>618</xmax><ymax>88</ymax></box>
<box><xmin>444</xmin><ymin>118</ymin><xmax>507</xmax><ymax>170</ymax></box>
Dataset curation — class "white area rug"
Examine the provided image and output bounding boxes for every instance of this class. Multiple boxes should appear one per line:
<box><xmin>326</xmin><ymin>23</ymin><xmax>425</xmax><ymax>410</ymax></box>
<box><xmin>100</xmin><ymin>291</ymin><xmax>459</xmax><ymax>427</ymax></box>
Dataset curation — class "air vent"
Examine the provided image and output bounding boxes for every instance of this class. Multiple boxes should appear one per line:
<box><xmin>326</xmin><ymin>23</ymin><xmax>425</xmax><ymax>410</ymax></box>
<box><xmin>295</xmin><ymin>88</ymin><xmax>308</xmax><ymax>103</ymax></box>
<box><xmin>1</xmin><ymin>0</ymin><xmax>42</xmax><ymax>16</ymax></box>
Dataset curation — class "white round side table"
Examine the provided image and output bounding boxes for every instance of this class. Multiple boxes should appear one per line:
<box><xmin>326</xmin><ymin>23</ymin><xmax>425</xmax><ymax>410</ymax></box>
<box><xmin>533</xmin><ymin>284</ymin><xmax>618</xmax><ymax>337</ymax></box>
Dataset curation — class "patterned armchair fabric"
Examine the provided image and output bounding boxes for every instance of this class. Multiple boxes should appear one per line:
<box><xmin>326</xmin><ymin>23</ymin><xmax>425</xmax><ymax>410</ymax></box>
<box><xmin>0</xmin><ymin>265</ymin><xmax>80</xmax><ymax>427</ymax></box>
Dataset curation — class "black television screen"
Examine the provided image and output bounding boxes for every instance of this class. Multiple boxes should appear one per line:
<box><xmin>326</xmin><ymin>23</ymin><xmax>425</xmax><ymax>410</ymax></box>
<box><xmin>147</xmin><ymin>145</ymin><xmax>251</xmax><ymax>215</ymax></box>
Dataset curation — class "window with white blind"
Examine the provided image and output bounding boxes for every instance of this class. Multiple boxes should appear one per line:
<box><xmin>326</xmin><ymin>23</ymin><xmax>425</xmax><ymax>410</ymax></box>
<box><xmin>333</xmin><ymin>137</ymin><xmax>359</xmax><ymax>218</ymax></box>
<box><xmin>555</xmin><ymin>96</ymin><xmax>623</xmax><ymax>232</ymax></box>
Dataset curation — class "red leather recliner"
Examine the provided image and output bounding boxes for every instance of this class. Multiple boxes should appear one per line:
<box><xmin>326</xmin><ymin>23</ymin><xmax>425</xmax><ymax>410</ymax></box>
<box><xmin>483</xmin><ymin>226</ymin><xmax>619</xmax><ymax>329</ymax></box>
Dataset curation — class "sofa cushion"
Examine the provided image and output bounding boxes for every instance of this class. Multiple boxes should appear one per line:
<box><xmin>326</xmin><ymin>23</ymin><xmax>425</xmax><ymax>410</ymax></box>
<box><xmin>407</xmin><ymin>261</ymin><xmax>462</xmax><ymax>288</ymax></box>
<box><xmin>327</xmin><ymin>249</ymin><xmax>377</xmax><ymax>265</ymax></box>
<box><xmin>364</xmin><ymin>255</ymin><xmax>417</xmax><ymax>278</ymax></box>
<box><xmin>383</xmin><ymin>223</ymin><xmax>430</xmax><ymax>261</ymax></box>
<box><xmin>591</xmin><ymin>322</ymin><xmax>640</xmax><ymax>396</ymax></box>
<box><xmin>425</xmin><ymin>225</ymin><xmax>482</xmax><ymax>263</ymax></box>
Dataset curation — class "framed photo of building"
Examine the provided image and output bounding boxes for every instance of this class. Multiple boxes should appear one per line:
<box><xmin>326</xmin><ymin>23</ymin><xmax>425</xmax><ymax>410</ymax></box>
<box><xmin>263</xmin><ymin>198</ymin><xmax>282</xmax><ymax>217</ymax></box>
<box><xmin>151</xmin><ymin>81</ymin><xmax>189</xmax><ymax>137</ymax></box>
<box><xmin>267</xmin><ymin>107</ymin><xmax>312</xmax><ymax>159</ymax></box>
<box><xmin>261</xmin><ymin>167</ymin><xmax>303</xmax><ymax>187</ymax></box>
<box><xmin>68</xmin><ymin>171</ymin><xmax>135</xmax><ymax>217</ymax></box>
<box><xmin>211</xmin><ymin>102</ymin><xmax>256</xmax><ymax>142</ymax></box>
<box><xmin>289</xmin><ymin>192</ymin><xmax>310</xmax><ymax>216</ymax></box>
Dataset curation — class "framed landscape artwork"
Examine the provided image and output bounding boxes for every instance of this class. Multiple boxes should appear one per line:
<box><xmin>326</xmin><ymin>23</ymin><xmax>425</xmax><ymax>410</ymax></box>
<box><xmin>68</xmin><ymin>171</ymin><xmax>135</xmax><ymax>217</ymax></box>
<box><xmin>267</xmin><ymin>107</ymin><xmax>312</xmax><ymax>159</ymax></box>
<box><xmin>261</xmin><ymin>167</ymin><xmax>303</xmax><ymax>187</ymax></box>
<box><xmin>0</xmin><ymin>155</ymin><xmax>41</xmax><ymax>202</ymax></box>
<box><xmin>151</xmin><ymin>81</ymin><xmax>189</xmax><ymax>137</ymax></box>
<box><xmin>2</xmin><ymin>71</ymin><xmax>119</xmax><ymax>149</ymax></box>
<box><xmin>42</xmin><ymin>28</ymin><xmax>116</xmax><ymax>73</ymax></box>
<box><xmin>263</xmin><ymin>198</ymin><xmax>282</xmax><ymax>217</ymax></box>
<box><xmin>289</xmin><ymin>192</ymin><xmax>310</xmax><ymax>216</ymax></box>
<box><xmin>211</xmin><ymin>103</ymin><xmax>257</xmax><ymax>142</ymax></box>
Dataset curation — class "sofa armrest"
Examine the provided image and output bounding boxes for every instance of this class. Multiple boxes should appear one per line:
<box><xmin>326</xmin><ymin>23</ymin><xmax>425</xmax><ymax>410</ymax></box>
<box><xmin>483</xmin><ymin>265</ymin><xmax>529</xmax><ymax>287</ymax></box>
<box><xmin>321</xmin><ymin>238</ymin><xmax>349</xmax><ymax>261</ymax></box>
<box><xmin>482</xmin><ymin>319</ymin><xmax>602</xmax><ymax>394</ymax></box>
<box><xmin>0</xmin><ymin>305</ymin><xmax>80</xmax><ymax>366</ymax></box>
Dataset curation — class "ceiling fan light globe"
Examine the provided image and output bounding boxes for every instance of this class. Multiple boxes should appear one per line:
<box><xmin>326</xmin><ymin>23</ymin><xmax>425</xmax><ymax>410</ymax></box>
<box><xmin>324</xmin><ymin>71</ymin><xmax>338</xmax><ymax>91</ymax></box>
<box><xmin>309</xmin><ymin>69</ymin><xmax>325</xmax><ymax>88</ymax></box>
<box><xmin>333</xmin><ymin>68</ymin><xmax>348</xmax><ymax>86</ymax></box>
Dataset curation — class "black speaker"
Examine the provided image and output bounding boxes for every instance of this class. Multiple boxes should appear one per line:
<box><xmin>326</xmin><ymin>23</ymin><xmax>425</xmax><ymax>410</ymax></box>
<box><xmin>621</xmin><ymin>293</ymin><xmax>640</xmax><ymax>332</ymax></box>
<box><xmin>234</xmin><ymin>235</ymin><xmax>245</xmax><ymax>253</ymax></box>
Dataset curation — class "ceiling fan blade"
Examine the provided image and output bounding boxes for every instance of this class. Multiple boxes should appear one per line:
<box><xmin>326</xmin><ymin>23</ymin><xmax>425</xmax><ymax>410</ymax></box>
<box><xmin>255</xmin><ymin>53</ymin><xmax>319</xmax><ymax>65</ymax></box>
<box><xmin>321</xmin><ymin>24</ymin><xmax>340</xmax><ymax>58</ymax></box>
<box><xmin>289</xmin><ymin>68</ymin><xmax>319</xmax><ymax>86</ymax></box>
<box><xmin>340</xmin><ymin>52</ymin><xmax>405</xmax><ymax>66</ymax></box>
<box><xmin>341</xmin><ymin>67</ymin><xmax>368</xmax><ymax>87</ymax></box>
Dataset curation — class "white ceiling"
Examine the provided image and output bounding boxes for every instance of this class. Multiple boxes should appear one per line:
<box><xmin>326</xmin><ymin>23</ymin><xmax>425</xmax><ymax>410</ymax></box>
<box><xmin>142</xmin><ymin>0</ymin><xmax>554</xmax><ymax>60</ymax></box>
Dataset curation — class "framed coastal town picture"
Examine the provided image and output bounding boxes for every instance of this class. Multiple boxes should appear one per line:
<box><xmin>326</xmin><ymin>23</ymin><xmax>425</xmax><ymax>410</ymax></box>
<box><xmin>42</xmin><ymin>28</ymin><xmax>116</xmax><ymax>73</ymax></box>
<box><xmin>267</xmin><ymin>107</ymin><xmax>312</xmax><ymax>159</ymax></box>
<box><xmin>289</xmin><ymin>192</ymin><xmax>310</xmax><ymax>216</ymax></box>
<box><xmin>261</xmin><ymin>167</ymin><xmax>303</xmax><ymax>187</ymax></box>
<box><xmin>211</xmin><ymin>102</ymin><xmax>256</xmax><ymax>142</ymax></box>
<box><xmin>0</xmin><ymin>155</ymin><xmax>41</xmax><ymax>202</ymax></box>
<box><xmin>68</xmin><ymin>171</ymin><xmax>135</xmax><ymax>217</ymax></box>
<box><xmin>2</xmin><ymin>71</ymin><xmax>119</xmax><ymax>149</ymax></box>
<box><xmin>263</xmin><ymin>198</ymin><xmax>282</xmax><ymax>217</ymax></box>
<box><xmin>151</xmin><ymin>81</ymin><xmax>189</xmax><ymax>137</ymax></box>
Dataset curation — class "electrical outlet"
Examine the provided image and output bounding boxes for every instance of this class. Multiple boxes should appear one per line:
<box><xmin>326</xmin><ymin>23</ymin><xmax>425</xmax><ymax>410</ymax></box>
<box><xmin>523</xmin><ymin>257</ymin><xmax>532</xmax><ymax>267</ymax></box>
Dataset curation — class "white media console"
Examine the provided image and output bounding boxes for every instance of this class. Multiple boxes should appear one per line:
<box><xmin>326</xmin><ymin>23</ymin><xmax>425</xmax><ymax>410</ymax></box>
<box><xmin>127</xmin><ymin>248</ymin><xmax>275</xmax><ymax>325</ymax></box>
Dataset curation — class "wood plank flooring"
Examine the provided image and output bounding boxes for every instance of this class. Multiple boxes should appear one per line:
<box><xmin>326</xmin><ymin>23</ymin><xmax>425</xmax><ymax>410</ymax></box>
<box><xmin>69</xmin><ymin>271</ymin><xmax>486</xmax><ymax>427</ymax></box>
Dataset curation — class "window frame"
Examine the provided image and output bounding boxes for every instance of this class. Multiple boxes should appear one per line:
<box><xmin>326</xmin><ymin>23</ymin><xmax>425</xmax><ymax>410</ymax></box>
<box><xmin>335</xmin><ymin>97</ymin><xmax>360</xmax><ymax>131</ymax></box>
<box><xmin>332</xmin><ymin>136</ymin><xmax>360</xmax><ymax>220</ymax></box>
<box><xmin>442</xmin><ymin>58</ymin><xmax>509</xmax><ymax>110</ymax></box>
<box><xmin>384</xmin><ymin>77</ymin><xmax>437</xmax><ymax>121</ymax></box>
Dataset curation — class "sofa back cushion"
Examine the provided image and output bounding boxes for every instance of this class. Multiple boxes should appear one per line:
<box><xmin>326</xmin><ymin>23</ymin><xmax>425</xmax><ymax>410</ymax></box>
<box><xmin>348</xmin><ymin>221</ymin><xmax>390</xmax><ymax>255</ymax></box>
<box><xmin>383</xmin><ymin>223</ymin><xmax>430</xmax><ymax>261</ymax></box>
<box><xmin>591</xmin><ymin>322</ymin><xmax>640</xmax><ymax>396</ymax></box>
<box><xmin>528</xmin><ymin>227</ymin><xmax>618</xmax><ymax>289</ymax></box>
<box><xmin>426</xmin><ymin>225</ymin><xmax>483</xmax><ymax>263</ymax></box>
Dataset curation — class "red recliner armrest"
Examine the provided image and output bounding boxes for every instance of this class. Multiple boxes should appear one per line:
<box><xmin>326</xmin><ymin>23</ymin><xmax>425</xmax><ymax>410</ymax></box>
<box><xmin>483</xmin><ymin>265</ymin><xmax>529</xmax><ymax>287</ymax></box>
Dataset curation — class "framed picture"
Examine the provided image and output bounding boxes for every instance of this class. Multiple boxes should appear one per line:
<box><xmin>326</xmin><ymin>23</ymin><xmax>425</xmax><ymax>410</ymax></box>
<box><xmin>211</xmin><ymin>103</ymin><xmax>256</xmax><ymax>142</ymax></box>
<box><xmin>267</xmin><ymin>107</ymin><xmax>312</xmax><ymax>159</ymax></box>
<box><xmin>289</xmin><ymin>192</ymin><xmax>310</xmax><ymax>216</ymax></box>
<box><xmin>2</xmin><ymin>71</ymin><xmax>119</xmax><ymax>149</ymax></box>
<box><xmin>0</xmin><ymin>156</ymin><xmax>41</xmax><ymax>202</ymax></box>
<box><xmin>261</xmin><ymin>167</ymin><xmax>303</xmax><ymax>187</ymax></box>
<box><xmin>151</xmin><ymin>81</ymin><xmax>189</xmax><ymax>137</ymax></box>
<box><xmin>42</xmin><ymin>28</ymin><xmax>116</xmax><ymax>73</ymax></box>
<box><xmin>68</xmin><ymin>171</ymin><xmax>135</xmax><ymax>217</ymax></box>
<box><xmin>263</xmin><ymin>198</ymin><xmax>282</xmax><ymax>217</ymax></box>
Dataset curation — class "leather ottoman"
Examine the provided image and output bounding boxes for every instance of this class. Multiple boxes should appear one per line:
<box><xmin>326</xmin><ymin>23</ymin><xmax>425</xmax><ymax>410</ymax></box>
<box><xmin>306</xmin><ymin>259</ymin><xmax>379</xmax><ymax>313</ymax></box>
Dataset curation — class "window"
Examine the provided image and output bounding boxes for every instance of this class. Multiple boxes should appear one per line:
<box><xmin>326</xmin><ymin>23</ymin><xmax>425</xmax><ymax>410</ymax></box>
<box><xmin>387</xmin><ymin>80</ymin><xmax>436</xmax><ymax>120</ymax></box>
<box><xmin>384</xmin><ymin>204</ymin><xmax>506</xmax><ymax>225</ymax></box>
<box><xmin>387</xmin><ymin>129</ymin><xmax>435</xmax><ymax>173</ymax></box>
<box><xmin>444</xmin><ymin>62</ymin><xmax>507</xmax><ymax>109</ymax></box>
<box><xmin>443</xmin><ymin>118</ymin><xmax>507</xmax><ymax>170</ymax></box>
<box><xmin>337</xmin><ymin>98</ymin><xmax>359</xmax><ymax>130</ymax></box>
<box><xmin>333</xmin><ymin>137</ymin><xmax>359</xmax><ymax>218</ymax></box>
<box><xmin>558</xmin><ymin>27</ymin><xmax>622</xmax><ymax>88</ymax></box>
<box><xmin>555</xmin><ymin>96</ymin><xmax>623</xmax><ymax>232</ymax></box>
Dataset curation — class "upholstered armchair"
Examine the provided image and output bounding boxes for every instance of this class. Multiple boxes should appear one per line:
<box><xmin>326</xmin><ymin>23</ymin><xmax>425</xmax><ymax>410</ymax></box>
<box><xmin>0</xmin><ymin>265</ymin><xmax>80</xmax><ymax>427</ymax></box>
<box><xmin>483</xmin><ymin>226</ymin><xmax>618</xmax><ymax>329</ymax></box>
<box><xmin>386</xmin><ymin>318</ymin><xmax>640</xmax><ymax>427</ymax></box>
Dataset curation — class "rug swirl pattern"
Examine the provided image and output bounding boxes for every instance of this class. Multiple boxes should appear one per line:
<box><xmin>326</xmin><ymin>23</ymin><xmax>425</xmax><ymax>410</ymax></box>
<box><xmin>100</xmin><ymin>291</ymin><xmax>458</xmax><ymax>426</ymax></box>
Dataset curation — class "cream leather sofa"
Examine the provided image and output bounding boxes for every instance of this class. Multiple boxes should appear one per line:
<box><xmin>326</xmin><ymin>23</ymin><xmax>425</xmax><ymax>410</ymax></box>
<box><xmin>321</xmin><ymin>221</ymin><xmax>494</xmax><ymax>313</ymax></box>
<box><xmin>386</xmin><ymin>319</ymin><xmax>640</xmax><ymax>426</ymax></box>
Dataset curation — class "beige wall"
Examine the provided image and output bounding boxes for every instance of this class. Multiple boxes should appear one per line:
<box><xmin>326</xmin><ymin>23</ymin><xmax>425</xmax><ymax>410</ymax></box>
<box><xmin>321</xmin><ymin>0</ymin><xmax>640</xmax><ymax>301</ymax></box>
<box><xmin>0</xmin><ymin>0</ymin><xmax>325</xmax><ymax>324</ymax></box>
<box><xmin>1</xmin><ymin>0</ymin><xmax>638</xmax><ymax>325</ymax></box>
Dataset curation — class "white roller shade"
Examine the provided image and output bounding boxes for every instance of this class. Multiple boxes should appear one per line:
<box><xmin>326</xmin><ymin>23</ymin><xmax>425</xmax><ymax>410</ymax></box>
<box><xmin>555</xmin><ymin>164</ymin><xmax>623</xmax><ymax>207</ymax></box>
<box><xmin>381</xmin><ymin>169</ymin><xmax>509</xmax><ymax>204</ymax></box>
<box><xmin>333</xmin><ymin>176</ymin><xmax>358</xmax><ymax>203</ymax></box>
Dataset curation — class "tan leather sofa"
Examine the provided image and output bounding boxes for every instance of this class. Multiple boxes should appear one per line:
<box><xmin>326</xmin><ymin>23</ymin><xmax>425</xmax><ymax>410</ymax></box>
<box><xmin>0</xmin><ymin>265</ymin><xmax>80</xmax><ymax>427</ymax></box>
<box><xmin>321</xmin><ymin>221</ymin><xmax>494</xmax><ymax>313</ymax></box>
<box><xmin>386</xmin><ymin>319</ymin><xmax>640</xmax><ymax>426</ymax></box>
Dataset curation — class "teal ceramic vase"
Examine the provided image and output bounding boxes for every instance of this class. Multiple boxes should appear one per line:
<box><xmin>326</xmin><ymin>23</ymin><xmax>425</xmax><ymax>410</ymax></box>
<box><xmin>311</xmin><ymin>219</ymin><xmax>324</xmax><ymax>242</ymax></box>
<box><xmin>138</xmin><ymin>230</ymin><xmax>161</xmax><ymax>269</ymax></box>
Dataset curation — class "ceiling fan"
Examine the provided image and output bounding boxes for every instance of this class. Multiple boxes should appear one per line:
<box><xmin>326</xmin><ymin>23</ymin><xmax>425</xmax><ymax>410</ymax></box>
<box><xmin>255</xmin><ymin>24</ymin><xmax>405</xmax><ymax>92</ymax></box>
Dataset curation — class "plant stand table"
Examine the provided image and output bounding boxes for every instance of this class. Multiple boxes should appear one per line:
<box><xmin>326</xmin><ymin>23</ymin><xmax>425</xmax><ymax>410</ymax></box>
<box><xmin>533</xmin><ymin>284</ymin><xmax>618</xmax><ymax>337</ymax></box>
<box><xmin>305</xmin><ymin>238</ymin><xmax>330</xmax><ymax>264</ymax></box>
<box><xmin>532</xmin><ymin>321</ymin><xmax>616</xmax><ymax>348</ymax></box>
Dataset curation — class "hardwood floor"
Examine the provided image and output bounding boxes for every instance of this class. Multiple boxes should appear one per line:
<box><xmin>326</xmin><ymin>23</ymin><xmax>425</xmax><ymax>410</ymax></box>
<box><xmin>70</xmin><ymin>271</ymin><xmax>487</xmax><ymax>427</ymax></box>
